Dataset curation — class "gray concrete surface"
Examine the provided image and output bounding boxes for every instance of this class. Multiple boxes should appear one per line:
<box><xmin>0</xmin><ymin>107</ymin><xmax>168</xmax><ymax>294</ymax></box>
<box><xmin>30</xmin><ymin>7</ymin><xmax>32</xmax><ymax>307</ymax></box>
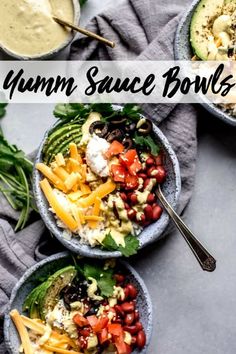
<box><xmin>1</xmin><ymin>1</ymin><xmax>236</xmax><ymax>354</ymax></box>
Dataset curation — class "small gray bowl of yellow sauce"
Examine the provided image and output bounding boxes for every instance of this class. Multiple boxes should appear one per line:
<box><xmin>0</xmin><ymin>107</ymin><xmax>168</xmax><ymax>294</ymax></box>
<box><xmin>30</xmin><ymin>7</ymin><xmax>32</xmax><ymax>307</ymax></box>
<box><xmin>0</xmin><ymin>0</ymin><xmax>80</xmax><ymax>60</ymax></box>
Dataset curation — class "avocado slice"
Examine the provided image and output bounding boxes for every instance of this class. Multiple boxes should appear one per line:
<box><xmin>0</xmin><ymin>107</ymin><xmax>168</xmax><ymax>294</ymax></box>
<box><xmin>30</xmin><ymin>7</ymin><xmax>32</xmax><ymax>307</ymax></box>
<box><xmin>43</xmin><ymin>127</ymin><xmax>82</xmax><ymax>161</ymax></box>
<box><xmin>29</xmin><ymin>283</ymin><xmax>48</xmax><ymax>319</ymax></box>
<box><xmin>43</xmin><ymin>123</ymin><xmax>80</xmax><ymax>151</ymax></box>
<box><xmin>190</xmin><ymin>0</ymin><xmax>225</xmax><ymax>60</ymax></box>
<box><xmin>23</xmin><ymin>283</ymin><xmax>46</xmax><ymax>318</ymax></box>
<box><xmin>47</xmin><ymin>132</ymin><xmax>82</xmax><ymax>161</ymax></box>
<box><xmin>23</xmin><ymin>286</ymin><xmax>39</xmax><ymax>312</ymax></box>
<box><xmin>38</xmin><ymin>266</ymin><xmax>77</xmax><ymax>320</ymax></box>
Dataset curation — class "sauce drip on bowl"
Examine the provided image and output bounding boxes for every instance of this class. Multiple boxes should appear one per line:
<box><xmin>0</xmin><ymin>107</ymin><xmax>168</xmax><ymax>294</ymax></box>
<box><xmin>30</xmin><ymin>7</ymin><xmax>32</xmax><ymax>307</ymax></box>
<box><xmin>0</xmin><ymin>0</ymin><xmax>74</xmax><ymax>57</ymax></box>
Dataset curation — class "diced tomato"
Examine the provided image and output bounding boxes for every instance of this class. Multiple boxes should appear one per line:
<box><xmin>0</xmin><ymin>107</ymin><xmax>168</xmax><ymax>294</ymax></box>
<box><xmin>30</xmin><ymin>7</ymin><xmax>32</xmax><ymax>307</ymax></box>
<box><xmin>111</xmin><ymin>164</ymin><xmax>126</xmax><ymax>183</ymax></box>
<box><xmin>98</xmin><ymin>328</ymin><xmax>109</xmax><ymax>344</ymax></box>
<box><xmin>121</xmin><ymin>150</ymin><xmax>137</xmax><ymax>166</ymax></box>
<box><xmin>119</xmin><ymin>154</ymin><xmax>128</xmax><ymax>166</ymax></box>
<box><xmin>128</xmin><ymin>159</ymin><xmax>142</xmax><ymax>176</ymax></box>
<box><xmin>108</xmin><ymin>323</ymin><xmax>123</xmax><ymax>337</ymax></box>
<box><xmin>106</xmin><ymin>140</ymin><xmax>124</xmax><ymax>159</ymax></box>
<box><xmin>114</xmin><ymin>335</ymin><xmax>127</xmax><ymax>354</ymax></box>
<box><xmin>73</xmin><ymin>314</ymin><xmax>89</xmax><ymax>327</ymax></box>
<box><xmin>93</xmin><ymin>317</ymin><xmax>109</xmax><ymax>333</ymax></box>
<box><xmin>86</xmin><ymin>315</ymin><xmax>98</xmax><ymax>328</ymax></box>
<box><xmin>125</xmin><ymin>174</ymin><xmax>139</xmax><ymax>190</ymax></box>
<box><xmin>79</xmin><ymin>328</ymin><xmax>91</xmax><ymax>337</ymax></box>
<box><xmin>119</xmin><ymin>149</ymin><xmax>142</xmax><ymax>176</ymax></box>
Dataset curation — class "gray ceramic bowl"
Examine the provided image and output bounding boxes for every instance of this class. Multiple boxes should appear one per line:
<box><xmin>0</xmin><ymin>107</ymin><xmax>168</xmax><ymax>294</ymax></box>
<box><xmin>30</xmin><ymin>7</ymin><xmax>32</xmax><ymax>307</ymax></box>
<box><xmin>33</xmin><ymin>107</ymin><xmax>181</xmax><ymax>258</ymax></box>
<box><xmin>4</xmin><ymin>251</ymin><xmax>153</xmax><ymax>354</ymax></box>
<box><xmin>0</xmin><ymin>0</ymin><xmax>80</xmax><ymax>60</ymax></box>
<box><xmin>174</xmin><ymin>0</ymin><xmax>236</xmax><ymax>126</ymax></box>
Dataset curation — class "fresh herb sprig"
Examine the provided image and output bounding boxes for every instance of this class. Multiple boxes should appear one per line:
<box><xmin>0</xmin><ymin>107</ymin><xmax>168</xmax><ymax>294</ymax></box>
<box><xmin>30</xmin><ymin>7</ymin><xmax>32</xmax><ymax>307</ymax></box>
<box><xmin>79</xmin><ymin>0</ymin><xmax>88</xmax><ymax>7</ymax></box>
<box><xmin>134</xmin><ymin>132</ymin><xmax>160</xmax><ymax>156</ymax></box>
<box><xmin>0</xmin><ymin>130</ymin><xmax>36</xmax><ymax>231</ymax></box>
<box><xmin>53</xmin><ymin>103</ymin><xmax>142</xmax><ymax>124</ymax></box>
<box><xmin>102</xmin><ymin>233</ymin><xmax>139</xmax><ymax>257</ymax></box>
<box><xmin>76</xmin><ymin>260</ymin><xmax>116</xmax><ymax>297</ymax></box>
<box><xmin>0</xmin><ymin>103</ymin><xmax>7</xmax><ymax>119</ymax></box>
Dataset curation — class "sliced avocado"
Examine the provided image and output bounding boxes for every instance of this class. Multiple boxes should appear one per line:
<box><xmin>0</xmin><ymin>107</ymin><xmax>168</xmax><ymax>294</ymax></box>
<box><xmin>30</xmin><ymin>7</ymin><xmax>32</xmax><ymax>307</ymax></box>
<box><xmin>51</xmin><ymin>135</ymin><xmax>82</xmax><ymax>163</ymax></box>
<box><xmin>23</xmin><ymin>283</ymin><xmax>47</xmax><ymax>318</ymax></box>
<box><xmin>46</xmin><ymin>133</ymin><xmax>82</xmax><ymax>164</ymax></box>
<box><xmin>43</xmin><ymin>126</ymin><xmax>81</xmax><ymax>158</ymax></box>
<box><xmin>29</xmin><ymin>283</ymin><xmax>47</xmax><ymax>319</ymax></box>
<box><xmin>23</xmin><ymin>286</ymin><xmax>39</xmax><ymax>312</ymax></box>
<box><xmin>43</xmin><ymin>123</ymin><xmax>80</xmax><ymax>150</ymax></box>
<box><xmin>38</xmin><ymin>266</ymin><xmax>77</xmax><ymax>320</ymax></box>
<box><xmin>190</xmin><ymin>0</ymin><xmax>225</xmax><ymax>60</ymax></box>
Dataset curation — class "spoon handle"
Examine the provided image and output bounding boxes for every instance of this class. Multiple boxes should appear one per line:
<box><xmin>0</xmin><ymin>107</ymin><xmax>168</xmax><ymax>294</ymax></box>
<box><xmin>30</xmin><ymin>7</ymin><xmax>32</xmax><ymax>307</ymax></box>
<box><xmin>53</xmin><ymin>17</ymin><xmax>115</xmax><ymax>48</ymax></box>
<box><xmin>156</xmin><ymin>185</ymin><xmax>216</xmax><ymax>272</ymax></box>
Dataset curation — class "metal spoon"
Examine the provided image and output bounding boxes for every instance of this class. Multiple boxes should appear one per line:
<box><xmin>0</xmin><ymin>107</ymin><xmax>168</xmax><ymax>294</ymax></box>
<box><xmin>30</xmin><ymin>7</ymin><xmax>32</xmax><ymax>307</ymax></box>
<box><xmin>156</xmin><ymin>185</ymin><xmax>216</xmax><ymax>272</ymax></box>
<box><xmin>53</xmin><ymin>16</ymin><xmax>115</xmax><ymax>48</ymax></box>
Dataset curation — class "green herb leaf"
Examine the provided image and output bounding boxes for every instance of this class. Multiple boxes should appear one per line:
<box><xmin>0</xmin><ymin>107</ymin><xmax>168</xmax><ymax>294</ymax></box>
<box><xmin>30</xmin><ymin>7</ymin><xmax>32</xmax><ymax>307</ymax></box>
<box><xmin>102</xmin><ymin>233</ymin><xmax>139</xmax><ymax>257</ymax></box>
<box><xmin>85</xmin><ymin>264</ymin><xmax>115</xmax><ymax>297</ymax></box>
<box><xmin>0</xmin><ymin>103</ymin><xmax>7</xmax><ymax>119</ymax></box>
<box><xmin>0</xmin><ymin>127</ymin><xmax>35</xmax><ymax>231</ymax></box>
<box><xmin>134</xmin><ymin>133</ymin><xmax>160</xmax><ymax>156</ymax></box>
<box><xmin>118</xmin><ymin>234</ymin><xmax>140</xmax><ymax>257</ymax></box>
<box><xmin>120</xmin><ymin>104</ymin><xmax>142</xmax><ymax>120</ymax></box>
<box><xmin>53</xmin><ymin>103</ymin><xmax>90</xmax><ymax>122</ymax></box>
<box><xmin>90</xmin><ymin>103</ymin><xmax>114</xmax><ymax>116</ymax></box>
<box><xmin>79</xmin><ymin>0</ymin><xmax>88</xmax><ymax>7</ymax></box>
<box><xmin>53</xmin><ymin>103</ymin><xmax>143</xmax><ymax>126</ymax></box>
<box><xmin>101</xmin><ymin>233</ymin><xmax>118</xmax><ymax>251</ymax></box>
<box><xmin>78</xmin><ymin>262</ymin><xmax>116</xmax><ymax>297</ymax></box>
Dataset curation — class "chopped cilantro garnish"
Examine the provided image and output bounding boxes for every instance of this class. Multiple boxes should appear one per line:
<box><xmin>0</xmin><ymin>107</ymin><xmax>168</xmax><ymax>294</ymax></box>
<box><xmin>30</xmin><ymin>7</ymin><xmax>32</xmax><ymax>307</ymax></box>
<box><xmin>76</xmin><ymin>261</ymin><xmax>116</xmax><ymax>297</ymax></box>
<box><xmin>79</xmin><ymin>0</ymin><xmax>88</xmax><ymax>7</ymax></box>
<box><xmin>134</xmin><ymin>132</ymin><xmax>160</xmax><ymax>156</ymax></box>
<box><xmin>53</xmin><ymin>103</ymin><xmax>142</xmax><ymax>125</ymax></box>
<box><xmin>102</xmin><ymin>233</ymin><xmax>139</xmax><ymax>257</ymax></box>
<box><xmin>0</xmin><ymin>103</ymin><xmax>7</xmax><ymax>119</ymax></box>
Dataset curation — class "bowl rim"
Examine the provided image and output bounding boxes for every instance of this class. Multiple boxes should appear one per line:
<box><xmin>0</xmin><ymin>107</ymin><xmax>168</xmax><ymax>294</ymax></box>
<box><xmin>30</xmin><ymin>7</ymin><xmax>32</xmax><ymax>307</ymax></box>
<box><xmin>4</xmin><ymin>251</ymin><xmax>153</xmax><ymax>354</ymax></box>
<box><xmin>33</xmin><ymin>106</ymin><xmax>181</xmax><ymax>258</ymax></box>
<box><xmin>174</xmin><ymin>0</ymin><xmax>236</xmax><ymax>127</ymax></box>
<box><xmin>0</xmin><ymin>0</ymin><xmax>80</xmax><ymax>60</ymax></box>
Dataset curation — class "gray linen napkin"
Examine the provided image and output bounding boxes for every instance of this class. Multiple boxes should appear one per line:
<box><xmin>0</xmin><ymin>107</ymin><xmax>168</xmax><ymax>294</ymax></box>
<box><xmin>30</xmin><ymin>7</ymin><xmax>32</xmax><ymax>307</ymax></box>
<box><xmin>0</xmin><ymin>0</ymin><xmax>197</xmax><ymax>351</ymax></box>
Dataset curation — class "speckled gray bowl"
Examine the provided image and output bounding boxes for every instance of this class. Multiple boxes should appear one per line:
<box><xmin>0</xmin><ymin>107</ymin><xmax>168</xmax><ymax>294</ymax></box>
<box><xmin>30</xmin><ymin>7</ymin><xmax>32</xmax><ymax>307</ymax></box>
<box><xmin>174</xmin><ymin>0</ymin><xmax>236</xmax><ymax>126</ymax></box>
<box><xmin>33</xmin><ymin>107</ymin><xmax>181</xmax><ymax>258</ymax></box>
<box><xmin>4</xmin><ymin>251</ymin><xmax>153</xmax><ymax>354</ymax></box>
<box><xmin>0</xmin><ymin>0</ymin><xmax>80</xmax><ymax>60</ymax></box>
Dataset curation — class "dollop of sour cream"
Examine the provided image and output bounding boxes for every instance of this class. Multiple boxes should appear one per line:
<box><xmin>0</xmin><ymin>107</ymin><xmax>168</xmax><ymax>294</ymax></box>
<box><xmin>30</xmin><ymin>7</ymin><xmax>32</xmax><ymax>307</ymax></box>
<box><xmin>86</xmin><ymin>135</ymin><xmax>110</xmax><ymax>177</ymax></box>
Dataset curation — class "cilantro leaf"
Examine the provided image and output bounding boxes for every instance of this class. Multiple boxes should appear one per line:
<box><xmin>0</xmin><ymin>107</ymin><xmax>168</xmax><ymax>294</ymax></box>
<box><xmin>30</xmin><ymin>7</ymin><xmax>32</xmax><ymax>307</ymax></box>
<box><xmin>101</xmin><ymin>233</ymin><xmax>118</xmax><ymax>251</ymax></box>
<box><xmin>0</xmin><ymin>127</ymin><xmax>35</xmax><ymax>231</ymax></box>
<box><xmin>90</xmin><ymin>103</ymin><xmax>114</xmax><ymax>116</ymax></box>
<box><xmin>118</xmin><ymin>235</ymin><xmax>140</xmax><ymax>257</ymax></box>
<box><xmin>134</xmin><ymin>133</ymin><xmax>160</xmax><ymax>156</ymax></box>
<box><xmin>0</xmin><ymin>103</ymin><xmax>7</xmax><ymax>119</ymax></box>
<box><xmin>79</xmin><ymin>0</ymin><xmax>88</xmax><ymax>7</ymax></box>
<box><xmin>53</xmin><ymin>103</ymin><xmax>143</xmax><ymax>126</ymax></box>
<box><xmin>53</xmin><ymin>103</ymin><xmax>90</xmax><ymax>121</ymax></box>
<box><xmin>102</xmin><ymin>233</ymin><xmax>139</xmax><ymax>257</ymax></box>
<box><xmin>77</xmin><ymin>262</ymin><xmax>116</xmax><ymax>297</ymax></box>
<box><xmin>120</xmin><ymin>104</ymin><xmax>142</xmax><ymax>121</ymax></box>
